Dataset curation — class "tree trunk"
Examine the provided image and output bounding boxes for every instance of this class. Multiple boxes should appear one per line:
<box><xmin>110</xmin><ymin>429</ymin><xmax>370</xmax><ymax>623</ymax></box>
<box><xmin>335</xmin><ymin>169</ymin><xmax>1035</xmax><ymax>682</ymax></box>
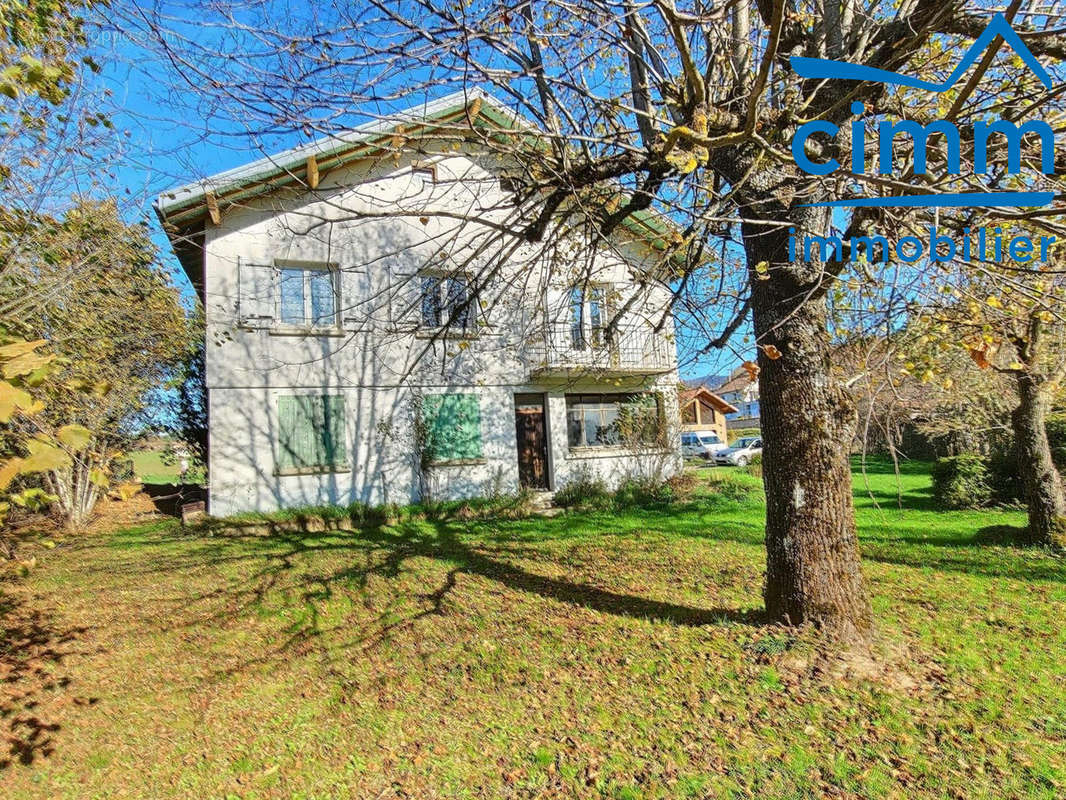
<box><xmin>1012</xmin><ymin>373</ymin><xmax>1066</xmax><ymax>547</ymax></box>
<box><xmin>741</xmin><ymin>216</ymin><xmax>874</xmax><ymax>645</ymax></box>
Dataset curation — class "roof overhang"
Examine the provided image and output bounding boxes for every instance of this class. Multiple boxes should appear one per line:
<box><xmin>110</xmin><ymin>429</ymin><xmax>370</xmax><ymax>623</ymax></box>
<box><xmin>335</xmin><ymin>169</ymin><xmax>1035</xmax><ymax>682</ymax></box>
<box><xmin>154</xmin><ymin>89</ymin><xmax>691</xmax><ymax>294</ymax></box>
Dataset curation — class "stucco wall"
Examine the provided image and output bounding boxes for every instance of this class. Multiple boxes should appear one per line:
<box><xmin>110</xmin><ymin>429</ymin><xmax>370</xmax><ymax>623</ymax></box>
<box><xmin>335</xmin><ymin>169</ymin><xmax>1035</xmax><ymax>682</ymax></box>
<box><xmin>199</xmin><ymin>146</ymin><xmax>684</xmax><ymax>515</ymax></box>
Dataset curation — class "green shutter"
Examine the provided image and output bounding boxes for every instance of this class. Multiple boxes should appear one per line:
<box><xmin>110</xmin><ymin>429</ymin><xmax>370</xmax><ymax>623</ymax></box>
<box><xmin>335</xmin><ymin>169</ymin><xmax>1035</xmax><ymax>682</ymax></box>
<box><xmin>423</xmin><ymin>393</ymin><xmax>482</xmax><ymax>462</ymax></box>
<box><xmin>277</xmin><ymin>394</ymin><xmax>347</xmax><ymax>471</ymax></box>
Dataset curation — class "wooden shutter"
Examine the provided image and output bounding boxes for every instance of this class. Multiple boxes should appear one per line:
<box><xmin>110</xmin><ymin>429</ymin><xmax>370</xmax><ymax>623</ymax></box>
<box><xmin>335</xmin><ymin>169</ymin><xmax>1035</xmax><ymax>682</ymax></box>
<box><xmin>278</xmin><ymin>395</ymin><xmax>346</xmax><ymax>470</ymax></box>
<box><xmin>423</xmin><ymin>394</ymin><xmax>482</xmax><ymax>461</ymax></box>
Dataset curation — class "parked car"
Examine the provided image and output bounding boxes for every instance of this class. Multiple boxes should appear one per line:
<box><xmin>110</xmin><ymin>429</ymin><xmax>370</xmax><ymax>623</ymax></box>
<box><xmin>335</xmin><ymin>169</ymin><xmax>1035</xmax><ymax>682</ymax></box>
<box><xmin>681</xmin><ymin>431</ymin><xmax>727</xmax><ymax>459</ymax></box>
<box><xmin>715</xmin><ymin>436</ymin><xmax>763</xmax><ymax>466</ymax></box>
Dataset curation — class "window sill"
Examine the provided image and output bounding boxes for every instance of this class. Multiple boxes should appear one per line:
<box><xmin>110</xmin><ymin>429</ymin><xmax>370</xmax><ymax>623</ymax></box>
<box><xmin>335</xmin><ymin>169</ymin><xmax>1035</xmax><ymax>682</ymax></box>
<box><xmin>566</xmin><ymin>447</ymin><xmax>674</xmax><ymax>460</ymax></box>
<box><xmin>275</xmin><ymin>465</ymin><xmax>350</xmax><ymax>476</ymax></box>
<box><xmin>414</xmin><ymin>328</ymin><xmax>480</xmax><ymax>340</ymax></box>
<box><xmin>268</xmin><ymin>326</ymin><xmax>346</xmax><ymax>337</ymax></box>
<box><xmin>427</xmin><ymin>458</ymin><xmax>487</xmax><ymax>467</ymax></box>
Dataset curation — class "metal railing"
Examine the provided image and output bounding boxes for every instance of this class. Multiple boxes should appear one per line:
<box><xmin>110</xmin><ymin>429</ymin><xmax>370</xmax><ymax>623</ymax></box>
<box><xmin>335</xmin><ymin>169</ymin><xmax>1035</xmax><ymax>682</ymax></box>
<box><xmin>529</xmin><ymin>322</ymin><xmax>674</xmax><ymax>373</ymax></box>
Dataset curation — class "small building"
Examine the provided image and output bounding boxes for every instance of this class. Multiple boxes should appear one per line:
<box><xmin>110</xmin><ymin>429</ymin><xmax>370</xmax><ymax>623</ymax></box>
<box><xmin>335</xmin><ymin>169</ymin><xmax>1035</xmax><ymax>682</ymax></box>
<box><xmin>678</xmin><ymin>385</ymin><xmax>736</xmax><ymax>443</ymax></box>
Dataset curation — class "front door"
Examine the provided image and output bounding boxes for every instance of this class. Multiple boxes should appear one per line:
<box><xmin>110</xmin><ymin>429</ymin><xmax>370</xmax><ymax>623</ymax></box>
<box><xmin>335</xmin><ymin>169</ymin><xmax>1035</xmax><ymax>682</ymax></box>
<box><xmin>514</xmin><ymin>394</ymin><xmax>549</xmax><ymax>490</ymax></box>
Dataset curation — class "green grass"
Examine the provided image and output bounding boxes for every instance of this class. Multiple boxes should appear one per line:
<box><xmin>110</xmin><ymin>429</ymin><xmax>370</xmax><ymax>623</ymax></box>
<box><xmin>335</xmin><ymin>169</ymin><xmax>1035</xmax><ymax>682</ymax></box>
<box><xmin>129</xmin><ymin>449</ymin><xmax>204</xmax><ymax>485</ymax></box>
<box><xmin>2</xmin><ymin>458</ymin><xmax>1064</xmax><ymax>798</ymax></box>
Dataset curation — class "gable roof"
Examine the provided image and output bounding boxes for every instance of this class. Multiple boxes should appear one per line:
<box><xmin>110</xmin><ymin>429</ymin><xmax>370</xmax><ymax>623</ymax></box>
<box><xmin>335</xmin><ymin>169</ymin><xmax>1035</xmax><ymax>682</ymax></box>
<box><xmin>155</xmin><ymin>89</ymin><xmax>685</xmax><ymax>292</ymax></box>
<box><xmin>713</xmin><ymin>366</ymin><xmax>758</xmax><ymax>396</ymax></box>
<box><xmin>679</xmin><ymin>385</ymin><xmax>737</xmax><ymax>415</ymax></box>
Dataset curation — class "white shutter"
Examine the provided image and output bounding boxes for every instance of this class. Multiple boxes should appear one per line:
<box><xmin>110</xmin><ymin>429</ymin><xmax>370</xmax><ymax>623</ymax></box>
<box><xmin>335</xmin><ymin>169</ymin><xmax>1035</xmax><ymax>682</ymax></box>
<box><xmin>237</xmin><ymin>259</ymin><xmax>276</xmax><ymax>329</ymax></box>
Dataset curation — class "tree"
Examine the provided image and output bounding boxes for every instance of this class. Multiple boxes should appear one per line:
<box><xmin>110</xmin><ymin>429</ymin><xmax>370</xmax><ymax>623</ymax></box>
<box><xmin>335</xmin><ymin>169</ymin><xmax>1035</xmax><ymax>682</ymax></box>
<box><xmin>126</xmin><ymin>1</ymin><xmax>1066</xmax><ymax>646</ymax></box>
<box><xmin>0</xmin><ymin>199</ymin><xmax>190</xmax><ymax>527</ymax></box>
<box><xmin>914</xmin><ymin>259</ymin><xmax>1066</xmax><ymax>546</ymax></box>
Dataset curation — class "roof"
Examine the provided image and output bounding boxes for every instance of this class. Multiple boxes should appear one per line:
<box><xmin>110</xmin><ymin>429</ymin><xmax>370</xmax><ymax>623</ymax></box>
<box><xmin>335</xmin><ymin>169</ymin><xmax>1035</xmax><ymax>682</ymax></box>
<box><xmin>679</xmin><ymin>385</ymin><xmax>738</xmax><ymax>415</ymax></box>
<box><xmin>155</xmin><ymin>89</ymin><xmax>686</xmax><ymax>292</ymax></box>
<box><xmin>713</xmin><ymin>367</ymin><xmax>758</xmax><ymax>396</ymax></box>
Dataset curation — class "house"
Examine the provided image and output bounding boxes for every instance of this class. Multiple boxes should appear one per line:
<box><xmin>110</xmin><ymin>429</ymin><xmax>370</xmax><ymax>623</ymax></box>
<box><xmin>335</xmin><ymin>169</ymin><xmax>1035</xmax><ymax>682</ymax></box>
<box><xmin>714</xmin><ymin>367</ymin><xmax>762</xmax><ymax>431</ymax></box>
<box><xmin>155</xmin><ymin>90</ymin><xmax>683</xmax><ymax>516</ymax></box>
<box><xmin>678</xmin><ymin>385</ymin><xmax>736</xmax><ymax>443</ymax></box>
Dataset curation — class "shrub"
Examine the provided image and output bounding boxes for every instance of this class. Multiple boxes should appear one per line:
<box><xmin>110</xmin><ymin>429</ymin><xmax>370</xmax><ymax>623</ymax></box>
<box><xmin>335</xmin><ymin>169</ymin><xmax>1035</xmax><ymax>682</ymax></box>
<box><xmin>1047</xmin><ymin>414</ymin><xmax>1066</xmax><ymax>470</ymax></box>
<box><xmin>553</xmin><ymin>469</ymin><xmax>611</xmax><ymax>509</ymax></box>
<box><xmin>614</xmin><ymin>476</ymin><xmax>674</xmax><ymax>508</ymax></box>
<box><xmin>744</xmin><ymin>453</ymin><xmax>763</xmax><ymax>479</ymax></box>
<box><xmin>985</xmin><ymin>448</ymin><xmax>1025</xmax><ymax>506</ymax></box>
<box><xmin>931</xmin><ymin>454</ymin><xmax>992</xmax><ymax>509</ymax></box>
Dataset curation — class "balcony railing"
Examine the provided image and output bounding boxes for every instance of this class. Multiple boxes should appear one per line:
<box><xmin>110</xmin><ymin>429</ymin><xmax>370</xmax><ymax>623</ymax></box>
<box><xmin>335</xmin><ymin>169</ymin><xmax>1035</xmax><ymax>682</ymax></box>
<box><xmin>528</xmin><ymin>322</ymin><xmax>674</xmax><ymax>377</ymax></box>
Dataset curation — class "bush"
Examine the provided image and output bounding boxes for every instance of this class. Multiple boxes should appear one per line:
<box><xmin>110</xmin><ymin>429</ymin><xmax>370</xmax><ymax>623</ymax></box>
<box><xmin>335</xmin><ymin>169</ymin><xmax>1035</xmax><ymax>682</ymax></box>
<box><xmin>744</xmin><ymin>453</ymin><xmax>763</xmax><ymax>479</ymax></box>
<box><xmin>931</xmin><ymin>454</ymin><xmax>992</xmax><ymax>509</ymax></box>
<box><xmin>985</xmin><ymin>448</ymin><xmax>1025</xmax><ymax>506</ymax></box>
<box><xmin>1047</xmin><ymin>414</ymin><xmax>1066</xmax><ymax>470</ymax></box>
<box><xmin>553</xmin><ymin>469</ymin><xmax>612</xmax><ymax>509</ymax></box>
<box><xmin>614</xmin><ymin>476</ymin><xmax>674</xmax><ymax>508</ymax></box>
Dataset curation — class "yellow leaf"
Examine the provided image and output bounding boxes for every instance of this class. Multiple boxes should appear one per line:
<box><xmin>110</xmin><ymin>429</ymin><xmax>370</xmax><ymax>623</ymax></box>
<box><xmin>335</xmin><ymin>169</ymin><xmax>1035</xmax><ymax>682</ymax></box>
<box><xmin>89</xmin><ymin>467</ymin><xmax>109</xmax><ymax>487</ymax></box>
<box><xmin>0</xmin><ymin>339</ymin><xmax>47</xmax><ymax>359</ymax></box>
<box><xmin>57</xmin><ymin>424</ymin><xmax>92</xmax><ymax>450</ymax></box>
<box><xmin>20</xmin><ymin>440</ymin><xmax>72</xmax><ymax>473</ymax></box>
<box><xmin>0</xmin><ymin>458</ymin><xmax>22</xmax><ymax>490</ymax></box>
<box><xmin>2</xmin><ymin>349</ymin><xmax>54</xmax><ymax>379</ymax></box>
<box><xmin>985</xmin><ymin>295</ymin><xmax>1003</xmax><ymax>309</ymax></box>
<box><xmin>0</xmin><ymin>380</ymin><xmax>32</xmax><ymax>423</ymax></box>
<box><xmin>1008</xmin><ymin>361</ymin><xmax>1024</xmax><ymax>371</ymax></box>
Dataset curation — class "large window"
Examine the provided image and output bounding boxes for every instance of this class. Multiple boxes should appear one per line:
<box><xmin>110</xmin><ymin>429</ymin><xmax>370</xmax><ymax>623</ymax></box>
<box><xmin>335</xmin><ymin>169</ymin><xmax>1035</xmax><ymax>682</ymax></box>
<box><xmin>569</xmin><ymin>285</ymin><xmax>607</xmax><ymax>350</ymax></box>
<box><xmin>422</xmin><ymin>393</ymin><xmax>483</xmax><ymax>462</ymax></box>
<box><xmin>277</xmin><ymin>263</ymin><xmax>339</xmax><ymax>328</ymax></box>
<box><xmin>277</xmin><ymin>395</ymin><xmax>347</xmax><ymax>473</ymax></box>
<box><xmin>566</xmin><ymin>393</ymin><xmax>663</xmax><ymax>449</ymax></box>
<box><xmin>420</xmin><ymin>274</ymin><xmax>471</xmax><ymax>330</ymax></box>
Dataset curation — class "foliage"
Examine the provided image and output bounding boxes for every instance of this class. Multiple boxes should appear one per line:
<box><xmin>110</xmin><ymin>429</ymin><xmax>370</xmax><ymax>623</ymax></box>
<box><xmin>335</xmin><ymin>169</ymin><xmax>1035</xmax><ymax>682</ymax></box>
<box><xmin>0</xmin><ymin>200</ymin><xmax>190</xmax><ymax>528</ymax></box>
<box><xmin>165</xmin><ymin>310</ymin><xmax>207</xmax><ymax>470</ymax></box>
<box><xmin>552</xmin><ymin>467</ymin><xmax>611</xmax><ymax>510</ymax></box>
<box><xmin>744</xmin><ymin>452</ymin><xmax>763</xmax><ymax>479</ymax></box>
<box><xmin>1047</xmin><ymin>414</ymin><xmax>1066</xmax><ymax>470</ymax></box>
<box><xmin>931</xmin><ymin>455</ymin><xmax>992</xmax><ymax>510</ymax></box>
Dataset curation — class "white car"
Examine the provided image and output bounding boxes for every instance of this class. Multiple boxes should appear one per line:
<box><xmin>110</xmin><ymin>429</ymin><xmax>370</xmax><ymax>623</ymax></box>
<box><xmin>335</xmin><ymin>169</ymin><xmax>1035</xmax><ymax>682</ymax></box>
<box><xmin>681</xmin><ymin>431</ymin><xmax>727</xmax><ymax>459</ymax></box>
<box><xmin>715</xmin><ymin>436</ymin><xmax>763</xmax><ymax>466</ymax></box>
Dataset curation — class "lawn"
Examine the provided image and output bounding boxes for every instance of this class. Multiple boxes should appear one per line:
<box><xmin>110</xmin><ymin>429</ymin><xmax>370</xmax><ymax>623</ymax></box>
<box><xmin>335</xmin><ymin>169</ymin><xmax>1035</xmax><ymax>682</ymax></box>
<box><xmin>2</xmin><ymin>460</ymin><xmax>1065</xmax><ymax>799</ymax></box>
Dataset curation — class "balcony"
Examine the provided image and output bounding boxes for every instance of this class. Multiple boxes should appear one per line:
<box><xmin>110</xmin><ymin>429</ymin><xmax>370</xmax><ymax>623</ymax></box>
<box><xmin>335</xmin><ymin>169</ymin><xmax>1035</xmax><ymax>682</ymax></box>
<box><xmin>528</xmin><ymin>322</ymin><xmax>674</xmax><ymax>380</ymax></box>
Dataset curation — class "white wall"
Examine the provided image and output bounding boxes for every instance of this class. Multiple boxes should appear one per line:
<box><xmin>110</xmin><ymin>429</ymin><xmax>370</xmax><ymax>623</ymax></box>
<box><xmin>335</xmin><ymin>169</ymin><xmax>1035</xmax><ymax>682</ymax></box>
<box><xmin>199</xmin><ymin>145</ymin><xmax>684</xmax><ymax>515</ymax></box>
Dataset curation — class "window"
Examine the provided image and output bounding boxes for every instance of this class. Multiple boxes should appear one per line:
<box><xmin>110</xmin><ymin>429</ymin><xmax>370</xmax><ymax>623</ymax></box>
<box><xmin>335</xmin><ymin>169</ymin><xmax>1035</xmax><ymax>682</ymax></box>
<box><xmin>277</xmin><ymin>395</ymin><xmax>347</xmax><ymax>473</ymax></box>
<box><xmin>277</xmin><ymin>263</ymin><xmax>338</xmax><ymax>328</ymax></box>
<box><xmin>422</xmin><ymin>393</ymin><xmax>483</xmax><ymax>462</ymax></box>
<box><xmin>681</xmin><ymin>402</ymin><xmax>697</xmax><ymax>424</ymax></box>
<box><xmin>566</xmin><ymin>393</ymin><xmax>663</xmax><ymax>449</ymax></box>
<box><xmin>569</xmin><ymin>285</ymin><xmax>607</xmax><ymax>350</ymax></box>
<box><xmin>420</xmin><ymin>274</ymin><xmax>472</xmax><ymax>330</ymax></box>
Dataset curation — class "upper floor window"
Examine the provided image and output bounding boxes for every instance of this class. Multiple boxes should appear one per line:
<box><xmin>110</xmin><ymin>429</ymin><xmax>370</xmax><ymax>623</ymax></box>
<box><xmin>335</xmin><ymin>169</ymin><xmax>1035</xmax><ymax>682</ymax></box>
<box><xmin>420</xmin><ymin>273</ymin><xmax>472</xmax><ymax>331</ymax></box>
<box><xmin>277</xmin><ymin>262</ymin><xmax>339</xmax><ymax>329</ymax></box>
<box><xmin>569</xmin><ymin>285</ymin><xmax>608</xmax><ymax>351</ymax></box>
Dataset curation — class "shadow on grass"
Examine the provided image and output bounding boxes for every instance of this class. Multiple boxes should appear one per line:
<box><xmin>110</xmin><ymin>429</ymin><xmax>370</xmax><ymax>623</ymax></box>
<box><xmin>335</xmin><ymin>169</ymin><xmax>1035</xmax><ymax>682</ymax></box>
<box><xmin>0</xmin><ymin>588</ymin><xmax>91</xmax><ymax>770</ymax></box>
<box><xmin>116</xmin><ymin>514</ymin><xmax>765</xmax><ymax>675</ymax></box>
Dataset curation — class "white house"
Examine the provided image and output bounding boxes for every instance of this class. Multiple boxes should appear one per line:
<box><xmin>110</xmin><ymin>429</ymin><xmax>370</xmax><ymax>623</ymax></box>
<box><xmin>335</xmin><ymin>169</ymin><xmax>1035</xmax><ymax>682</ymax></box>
<box><xmin>156</xmin><ymin>91</ymin><xmax>683</xmax><ymax>516</ymax></box>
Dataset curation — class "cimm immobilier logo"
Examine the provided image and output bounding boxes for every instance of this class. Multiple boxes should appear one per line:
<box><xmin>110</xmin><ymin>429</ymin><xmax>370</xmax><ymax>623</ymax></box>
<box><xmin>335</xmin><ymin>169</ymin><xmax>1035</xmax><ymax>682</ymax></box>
<box><xmin>787</xmin><ymin>13</ymin><xmax>1058</xmax><ymax>265</ymax></box>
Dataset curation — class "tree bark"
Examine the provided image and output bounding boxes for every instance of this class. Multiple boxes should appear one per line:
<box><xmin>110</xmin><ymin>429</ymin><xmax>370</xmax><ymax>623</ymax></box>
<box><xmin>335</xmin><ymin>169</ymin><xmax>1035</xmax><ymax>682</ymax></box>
<box><xmin>741</xmin><ymin>215</ymin><xmax>874</xmax><ymax>645</ymax></box>
<box><xmin>1011</xmin><ymin>372</ymin><xmax>1066</xmax><ymax>547</ymax></box>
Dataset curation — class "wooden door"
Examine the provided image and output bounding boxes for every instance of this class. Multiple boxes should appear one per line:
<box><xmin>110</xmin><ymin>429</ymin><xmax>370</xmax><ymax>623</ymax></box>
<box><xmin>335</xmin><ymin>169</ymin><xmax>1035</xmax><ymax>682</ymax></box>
<box><xmin>514</xmin><ymin>395</ymin><xmax>548</xmax><ymax>490</ymax></box>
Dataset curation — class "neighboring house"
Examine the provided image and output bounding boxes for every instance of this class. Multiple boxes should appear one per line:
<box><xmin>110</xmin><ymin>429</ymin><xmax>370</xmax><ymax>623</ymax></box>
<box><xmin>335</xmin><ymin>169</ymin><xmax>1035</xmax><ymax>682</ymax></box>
<box><xmin>156</xmin><ymin>90</ymin><xmax>683</xmax><ymax>516</ymax></box>
<box><xmin>678</xmin><ymin>385</ymin><xmax>736</xmax><ymax>443</ymax></box>
<box><xmin>714</xmin><ymin>367</ymin><xmax>761</xmax><ymax>430</ymax></box>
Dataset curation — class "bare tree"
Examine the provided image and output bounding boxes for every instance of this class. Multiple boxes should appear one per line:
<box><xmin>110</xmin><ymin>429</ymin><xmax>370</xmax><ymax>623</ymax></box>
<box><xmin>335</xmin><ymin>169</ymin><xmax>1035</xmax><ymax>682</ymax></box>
<box><xmin>122</xmin><ymin>0</ymin><xmax>1066</xmax><ymax>647</ymax></box>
